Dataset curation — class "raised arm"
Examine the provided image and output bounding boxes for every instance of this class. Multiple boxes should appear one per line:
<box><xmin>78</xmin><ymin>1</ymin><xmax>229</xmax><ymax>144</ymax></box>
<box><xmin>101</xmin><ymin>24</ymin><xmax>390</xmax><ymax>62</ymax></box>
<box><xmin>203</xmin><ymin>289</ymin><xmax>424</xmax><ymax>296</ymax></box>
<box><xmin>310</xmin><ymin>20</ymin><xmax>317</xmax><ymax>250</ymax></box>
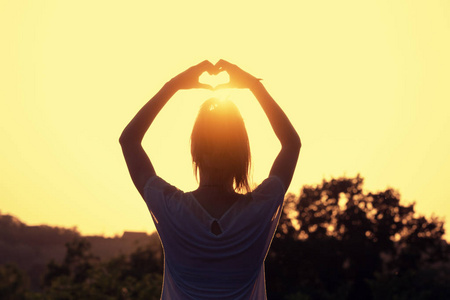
<box><xmin>119</xmin><ymin>60</ymin><xmax>216</xmax><ymax>197</ymax></box>
<box><xmin>215</xmin><ymin>59</ymin><xmax>301</xmax><ymax>190</ymax></box>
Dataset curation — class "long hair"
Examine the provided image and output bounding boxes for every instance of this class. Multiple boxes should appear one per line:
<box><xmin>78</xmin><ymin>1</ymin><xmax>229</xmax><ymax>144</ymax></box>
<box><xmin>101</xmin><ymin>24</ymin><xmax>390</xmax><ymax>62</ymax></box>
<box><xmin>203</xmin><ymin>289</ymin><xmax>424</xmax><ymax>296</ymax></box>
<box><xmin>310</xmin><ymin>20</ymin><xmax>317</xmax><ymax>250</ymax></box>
<box><xmin>191</xmin><ymin>98</ymin><xmax>251</xmax><ymax>193</ymax></box>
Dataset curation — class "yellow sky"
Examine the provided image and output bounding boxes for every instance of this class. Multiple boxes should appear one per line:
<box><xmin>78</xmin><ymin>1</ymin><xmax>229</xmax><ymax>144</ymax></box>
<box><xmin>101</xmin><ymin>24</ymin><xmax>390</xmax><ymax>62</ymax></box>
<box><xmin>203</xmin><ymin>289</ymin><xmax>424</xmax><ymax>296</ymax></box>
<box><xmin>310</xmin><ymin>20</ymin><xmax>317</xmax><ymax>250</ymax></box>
<box><xmin>1</xmin><ymin>0</ymin><xmax>449</xmax><ymax>237</ymax></box>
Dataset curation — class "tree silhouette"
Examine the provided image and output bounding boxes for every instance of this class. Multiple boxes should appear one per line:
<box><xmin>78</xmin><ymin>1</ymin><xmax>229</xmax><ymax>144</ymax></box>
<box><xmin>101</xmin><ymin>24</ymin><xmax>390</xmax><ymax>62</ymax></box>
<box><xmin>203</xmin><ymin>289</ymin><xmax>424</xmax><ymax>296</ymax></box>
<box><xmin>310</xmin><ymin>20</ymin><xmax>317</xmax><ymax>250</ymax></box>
<box><xmin>0</xmin><ymin>263</ymin><xmax>29</xmax><ymax>300</ymax></box>
<box><xmin>266</xmin><ymin>175</ymin><xmax>450</xmax><ymax>300</ymax></box>
<box><xmin>42</xmin><ymin>238</ymin><xmax>163</xmax><ymax>300</ymax></box>
<box><xmin>1</xmin><ymin>176</ymin><xmax>449</xmax><ymax>299</ymax></box>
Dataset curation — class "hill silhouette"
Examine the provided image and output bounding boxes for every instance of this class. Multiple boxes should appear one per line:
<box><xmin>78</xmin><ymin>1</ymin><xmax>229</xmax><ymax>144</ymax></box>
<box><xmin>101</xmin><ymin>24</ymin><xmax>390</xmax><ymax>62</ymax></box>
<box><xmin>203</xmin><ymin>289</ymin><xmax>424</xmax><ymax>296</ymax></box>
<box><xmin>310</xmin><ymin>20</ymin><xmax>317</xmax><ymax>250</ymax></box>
<box><xmin>1</xmin><ymin>175</ymin><xmax>450</xmax><ymax>299</ymax></box>
<box><xmin>0</xmin><ymin>211</ymin><xmax>160</xmax><ymax>291</ymax></box>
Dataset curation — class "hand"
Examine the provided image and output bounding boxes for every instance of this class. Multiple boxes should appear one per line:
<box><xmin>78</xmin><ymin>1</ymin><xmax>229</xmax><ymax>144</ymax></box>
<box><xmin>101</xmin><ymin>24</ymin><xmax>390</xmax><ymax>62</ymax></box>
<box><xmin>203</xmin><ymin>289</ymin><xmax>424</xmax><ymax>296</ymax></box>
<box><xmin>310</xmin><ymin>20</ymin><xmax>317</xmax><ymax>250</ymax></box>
<box><xmin>168</xmin><ymin>60</ymin><xmax>218</xmax><ymax>90</ymax></box>
<box><xmin>214</xmin><ymin>59</ymin><xmax>261</xmax><ymax>90</ymax></box>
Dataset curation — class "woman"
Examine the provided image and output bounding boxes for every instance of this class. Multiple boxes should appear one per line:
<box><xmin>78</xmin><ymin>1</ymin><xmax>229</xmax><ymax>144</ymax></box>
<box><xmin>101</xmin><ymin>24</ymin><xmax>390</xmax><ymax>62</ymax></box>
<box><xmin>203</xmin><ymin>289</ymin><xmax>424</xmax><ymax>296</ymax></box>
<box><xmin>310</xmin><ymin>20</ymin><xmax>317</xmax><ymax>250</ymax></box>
<box><xmin>120</xmin><ymin>59</ymin><xmax>301</xmax><ymax>299</ymax></box>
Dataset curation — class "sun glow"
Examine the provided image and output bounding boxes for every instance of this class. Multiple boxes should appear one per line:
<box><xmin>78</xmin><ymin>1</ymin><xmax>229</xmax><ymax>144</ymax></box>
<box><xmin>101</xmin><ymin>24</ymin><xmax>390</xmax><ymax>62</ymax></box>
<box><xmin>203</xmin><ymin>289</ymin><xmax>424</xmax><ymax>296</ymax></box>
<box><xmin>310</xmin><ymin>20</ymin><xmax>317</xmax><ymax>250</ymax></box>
<box><xmin>1</xmin><ymin>1</ymin><xmax>450</xmax><ymax>237</ymax></box>
<box><xmin>198</xmin><ymin>71</ymin><xmax>230</xmax><ymax>89</ymax></box>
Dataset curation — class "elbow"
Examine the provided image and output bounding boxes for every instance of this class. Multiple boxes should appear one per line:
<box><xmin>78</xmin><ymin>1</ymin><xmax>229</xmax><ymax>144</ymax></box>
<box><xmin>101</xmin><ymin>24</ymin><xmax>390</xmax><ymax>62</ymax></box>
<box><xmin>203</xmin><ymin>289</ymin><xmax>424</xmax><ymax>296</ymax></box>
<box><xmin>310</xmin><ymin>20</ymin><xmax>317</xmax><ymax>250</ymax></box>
<box><xmin>291</xmin><ymin>132</ymin><xmax>302</xmax><ymax>152</ymax></box>
<box><xmin>119</xmin><ymin>131</ymin><xmax>128</xmax><ymax>145</ymax></box>
<box><xmin>296</xmin><ymin>133</ymin><xmax>302</xmax><ymax>149</ymax></box>
<box><xmin>119</xmin><ymin>130</ymin><xmax>139</xmax><ymax>146</ymax></box>
<box><xmin>119</xmin><ymin>135</ymin><xmax>126</xmax><ymax>146</ymax></box>
<box><xmin>281</xmin><ymin>133</ymin><xmax>301</xmax><ymax>155</ymax></box>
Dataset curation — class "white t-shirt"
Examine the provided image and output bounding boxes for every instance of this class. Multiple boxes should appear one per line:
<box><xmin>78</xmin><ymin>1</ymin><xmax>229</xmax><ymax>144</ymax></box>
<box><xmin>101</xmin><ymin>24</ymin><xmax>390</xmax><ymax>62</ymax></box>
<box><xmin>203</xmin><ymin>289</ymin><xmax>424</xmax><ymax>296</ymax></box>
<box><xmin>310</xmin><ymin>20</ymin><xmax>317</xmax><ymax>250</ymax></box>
<box><xmin>144</xmin><ymin>175</ymin><xmax>286</xmax><ymax>300</ymax></box>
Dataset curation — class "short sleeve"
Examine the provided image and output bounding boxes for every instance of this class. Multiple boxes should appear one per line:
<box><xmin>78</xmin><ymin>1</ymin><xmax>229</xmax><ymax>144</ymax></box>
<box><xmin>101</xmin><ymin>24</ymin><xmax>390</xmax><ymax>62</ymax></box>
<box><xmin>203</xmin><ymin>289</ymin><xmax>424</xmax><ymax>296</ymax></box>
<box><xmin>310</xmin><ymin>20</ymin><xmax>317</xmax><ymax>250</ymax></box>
<box><xmin>247</xmin><ymin>175</ymin><xmax>287</xmax><ymax>227</ymax></box>
<box><xmin>252</xmin><ymin>175</ymin><xmax>286</xmax><ymax>197</ymax></box>
<box><xmin>251</xmin><ymin>176</ymin><xmax>286</xmax><ymax>212</ymax></box>
<box><xmin>143</xmin><ymin>175</ymin><xmax>180</xmax><ymax>226</ymax></box>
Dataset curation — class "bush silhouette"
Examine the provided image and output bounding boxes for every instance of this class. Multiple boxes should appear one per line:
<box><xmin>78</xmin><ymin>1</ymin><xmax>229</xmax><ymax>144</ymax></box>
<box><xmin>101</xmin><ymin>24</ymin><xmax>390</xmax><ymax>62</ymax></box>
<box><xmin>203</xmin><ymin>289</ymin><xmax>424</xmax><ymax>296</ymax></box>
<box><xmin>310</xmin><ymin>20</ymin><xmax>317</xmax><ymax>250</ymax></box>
<box><xmin>1</xmin><ymin>175</ymin><xmax>449</xmax><ymax>299</ymax></box>
<box><xmin>266</xmin><ymin>175</ymin><xmax>450</xmax><ymax>300</ymax></box>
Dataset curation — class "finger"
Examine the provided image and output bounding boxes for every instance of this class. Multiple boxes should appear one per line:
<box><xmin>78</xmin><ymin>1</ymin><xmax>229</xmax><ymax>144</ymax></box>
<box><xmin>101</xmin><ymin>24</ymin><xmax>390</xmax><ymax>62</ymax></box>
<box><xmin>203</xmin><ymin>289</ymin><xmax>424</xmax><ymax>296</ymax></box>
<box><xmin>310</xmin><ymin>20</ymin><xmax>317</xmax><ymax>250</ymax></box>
<box><xmin>214</xmin><ymin>82</ymin><xmax>235</xmax><ymax>90</ymax></box>
<box><xmin>206</xmin><ymin>62</ymin><xmax>220</xmax><ymax>75</ymax></box>
<box><xmin>208</xmin><ymin>63</ymin><xmax>221</xmax><ymax>75</ymax></box>
<box><xmin>185</xmin><ymin>61</ymin><xmax>208</xmax><ymax>74</ymax></box>
<box><xmin>196</xmin><ymin>60</ymin><xmax>214</xmax><ymax>71</ymax></box>
<box><xmin>196</xmin><ymin>60</ymin><xmax>212</xmax><ymax>67</ymax></box>
<box><xmin>215</xmin><ymin>59</ymin><xmax>234</xmax><ymax>71</ymax></box>
<box><xmin>195</xmin><ymin>82</ymin><xmax>214</xmax><ymax>90</ymax></box>
<box><xmin>192</xmin><ymin>60</ymin><xmax>217</xmax><ymax>77</ymax></box>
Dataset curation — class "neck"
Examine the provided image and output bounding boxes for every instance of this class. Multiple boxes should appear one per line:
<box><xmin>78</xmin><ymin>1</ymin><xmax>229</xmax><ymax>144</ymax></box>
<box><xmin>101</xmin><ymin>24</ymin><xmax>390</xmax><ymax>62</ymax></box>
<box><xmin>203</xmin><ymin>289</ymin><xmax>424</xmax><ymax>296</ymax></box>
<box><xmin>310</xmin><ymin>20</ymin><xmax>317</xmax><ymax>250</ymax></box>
<box><xmin>198</xmin><ymin>170</ymin><xmax>234</xmax><ymax>192</ymax></box>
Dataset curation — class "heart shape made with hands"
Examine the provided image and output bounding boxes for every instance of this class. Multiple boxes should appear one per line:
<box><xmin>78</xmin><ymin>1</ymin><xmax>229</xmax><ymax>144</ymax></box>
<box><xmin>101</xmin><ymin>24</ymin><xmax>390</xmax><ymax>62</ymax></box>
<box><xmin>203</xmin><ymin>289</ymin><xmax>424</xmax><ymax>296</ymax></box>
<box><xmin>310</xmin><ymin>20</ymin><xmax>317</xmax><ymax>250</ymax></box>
<box><xmin>199</xmin><ymin>71</ymin><xmax>230</xmax><ymax>88</ymax></box>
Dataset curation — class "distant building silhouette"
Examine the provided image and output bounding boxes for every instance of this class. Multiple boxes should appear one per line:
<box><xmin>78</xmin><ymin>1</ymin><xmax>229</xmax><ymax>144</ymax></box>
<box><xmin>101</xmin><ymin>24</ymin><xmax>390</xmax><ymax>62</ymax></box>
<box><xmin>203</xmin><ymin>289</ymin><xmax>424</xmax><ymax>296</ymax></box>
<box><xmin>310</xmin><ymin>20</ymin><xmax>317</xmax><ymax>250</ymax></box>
<box><xmin>122</xmin><ymin>231</ymin><xmax>148</xmax><ymax>241</ymax></box>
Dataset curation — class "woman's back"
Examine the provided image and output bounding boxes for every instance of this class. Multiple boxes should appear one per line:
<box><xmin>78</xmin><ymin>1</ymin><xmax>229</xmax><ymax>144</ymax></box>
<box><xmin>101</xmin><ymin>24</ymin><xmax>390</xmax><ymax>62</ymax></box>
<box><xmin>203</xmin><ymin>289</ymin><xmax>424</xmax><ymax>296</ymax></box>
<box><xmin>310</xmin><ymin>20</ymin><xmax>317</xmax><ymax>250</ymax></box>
<box><xmin>144</xmin><ymin>175</ymin><xmax>286</xmax><ymax>299</ymax></box>
<box><xmin>192</xmin><ymin>188</ymin><xmax>244</xmax><ymax>235</ymax></box>
<box><xmin>192</xmin><ymin>188</ymin><xmax>242</xmax><ymax>218</ymax></box>
<box><xmin>120</xmin><ymin>60</ymin><xmax>301</xmax><ymax>299</ymax></box>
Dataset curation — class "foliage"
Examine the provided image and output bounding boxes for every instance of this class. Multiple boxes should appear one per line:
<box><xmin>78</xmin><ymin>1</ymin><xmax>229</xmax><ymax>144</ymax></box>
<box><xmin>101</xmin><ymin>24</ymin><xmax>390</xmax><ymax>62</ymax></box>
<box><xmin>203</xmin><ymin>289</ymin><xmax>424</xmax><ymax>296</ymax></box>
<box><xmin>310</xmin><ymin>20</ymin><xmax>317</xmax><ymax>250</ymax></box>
<box><xmin>40</xmin><ymin>238</ymin><xmax>163</xmax><ymax>300</ymax></box>
<box><xmin>368</xmin><ymin>267</ymin><xmax>450</xmax><ymax>300</ymax></box>
<box><xmin>266</xmin><ymin>175</ymin><xmax>449</xmax><ymax>299</ymax></box>
<box><xmin>0</xmin><ymin>211</ymin><xmax>160</xmax><ymax>292</ymax></box>
<box><xmin>1</xmin><ymin>175</ymin><xmax>449</xmax><ymax>299</ymax></box>
<box><xmin>0</xmin><ymin>263</ymin><xmax>29</xmax><ymax>300</ymax></box>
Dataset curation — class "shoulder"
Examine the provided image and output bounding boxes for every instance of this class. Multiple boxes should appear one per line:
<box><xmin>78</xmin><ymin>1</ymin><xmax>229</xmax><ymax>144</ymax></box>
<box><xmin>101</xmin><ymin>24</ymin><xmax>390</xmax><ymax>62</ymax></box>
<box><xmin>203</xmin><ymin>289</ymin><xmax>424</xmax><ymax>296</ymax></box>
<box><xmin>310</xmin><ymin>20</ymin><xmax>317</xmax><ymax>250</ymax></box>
<box><xmin>144</xmin><ymin>175</ymin><xmax>179</xmax><ymax>196</ymax></box>
<box><xmin>236</xmin><ymin>176</ymin><xmax>286</xmax><ymax>225</ymax></box>
<box><xmin>143</xmin><ymin>176</ymin><xmax>182</xmax><ymax>211</ymax></box>
<box><xmin>248</xmin><ymin>176</ymin><xmax>286</xmax><ymax>210</ymax></box>
<box><xmin>252</xmin><ymin>176</ymin><xmax>286</xmax><ymax>197</ymax></box>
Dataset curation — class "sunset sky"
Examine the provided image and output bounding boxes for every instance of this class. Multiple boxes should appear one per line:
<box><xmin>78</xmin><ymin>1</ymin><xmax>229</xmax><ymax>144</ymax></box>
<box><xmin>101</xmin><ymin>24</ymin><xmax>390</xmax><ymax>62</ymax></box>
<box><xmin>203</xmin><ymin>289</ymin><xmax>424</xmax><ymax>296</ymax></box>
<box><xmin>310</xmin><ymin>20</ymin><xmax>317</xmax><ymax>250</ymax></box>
<box><xmin>1</xmin><ymin>1</ymin><xmax>449</xmax><ymax>237</ymax></box>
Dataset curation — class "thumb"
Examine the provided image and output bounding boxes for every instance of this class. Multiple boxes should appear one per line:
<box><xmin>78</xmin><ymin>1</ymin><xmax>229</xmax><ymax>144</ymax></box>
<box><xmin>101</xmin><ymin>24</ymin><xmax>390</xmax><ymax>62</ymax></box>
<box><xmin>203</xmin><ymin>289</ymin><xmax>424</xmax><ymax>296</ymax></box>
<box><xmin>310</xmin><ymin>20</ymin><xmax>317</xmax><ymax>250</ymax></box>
<box><xmin>194</xmin><ymin>82</ymin><xmax>214</xmax><ymax>90</ymax></box>
<box><xmin>213</xmin><ymin>83</ymin><xmax>234</xmax><ymax>90</ymax></box>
